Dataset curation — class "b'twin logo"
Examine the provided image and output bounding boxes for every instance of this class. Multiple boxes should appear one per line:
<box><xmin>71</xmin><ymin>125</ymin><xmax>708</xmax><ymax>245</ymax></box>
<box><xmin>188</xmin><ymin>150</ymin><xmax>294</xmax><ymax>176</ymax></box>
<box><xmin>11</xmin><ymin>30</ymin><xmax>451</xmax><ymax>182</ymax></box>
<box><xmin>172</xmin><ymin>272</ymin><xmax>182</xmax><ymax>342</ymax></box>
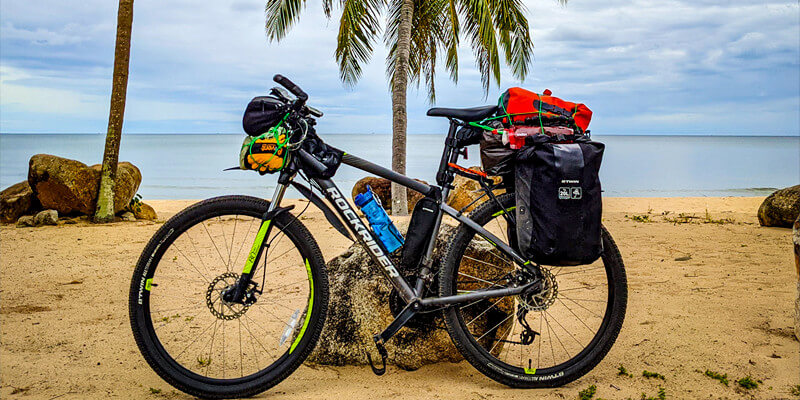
<box><xmin>326</xmin><ymin>187</ymin><xmax>400</xmax><ymax>278</ymax></box>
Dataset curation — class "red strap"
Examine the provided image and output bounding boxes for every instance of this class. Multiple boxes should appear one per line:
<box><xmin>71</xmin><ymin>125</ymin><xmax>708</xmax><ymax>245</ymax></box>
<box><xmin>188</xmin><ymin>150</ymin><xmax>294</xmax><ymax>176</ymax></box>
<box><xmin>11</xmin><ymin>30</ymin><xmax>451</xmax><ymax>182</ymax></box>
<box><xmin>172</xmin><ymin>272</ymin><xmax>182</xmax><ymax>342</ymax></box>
<box><xmin>448</xmin><ymin>163</ymin><xmax>488</xmax><ymax>178</ymax></box>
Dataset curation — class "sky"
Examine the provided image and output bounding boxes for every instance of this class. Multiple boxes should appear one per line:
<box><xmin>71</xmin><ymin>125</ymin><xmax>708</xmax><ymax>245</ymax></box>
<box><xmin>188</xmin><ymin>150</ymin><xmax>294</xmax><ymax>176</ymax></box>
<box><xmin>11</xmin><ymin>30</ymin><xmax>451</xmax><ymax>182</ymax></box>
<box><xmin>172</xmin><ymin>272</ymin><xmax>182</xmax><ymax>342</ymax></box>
<box><xmin>0</xmin><ymin>0</ymin><xmax>798</xmax><ymax>136</ymax></box>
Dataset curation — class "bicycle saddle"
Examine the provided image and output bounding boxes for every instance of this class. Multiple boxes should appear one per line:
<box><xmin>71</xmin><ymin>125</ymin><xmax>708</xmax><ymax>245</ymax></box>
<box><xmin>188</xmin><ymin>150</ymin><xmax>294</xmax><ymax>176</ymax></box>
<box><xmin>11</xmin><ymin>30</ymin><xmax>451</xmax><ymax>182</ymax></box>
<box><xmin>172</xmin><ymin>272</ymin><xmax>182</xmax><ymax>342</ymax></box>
<box><xmin>426</xmin><ymin>105</ymin><xmax>498</xmax><ymax>122</ymax></box>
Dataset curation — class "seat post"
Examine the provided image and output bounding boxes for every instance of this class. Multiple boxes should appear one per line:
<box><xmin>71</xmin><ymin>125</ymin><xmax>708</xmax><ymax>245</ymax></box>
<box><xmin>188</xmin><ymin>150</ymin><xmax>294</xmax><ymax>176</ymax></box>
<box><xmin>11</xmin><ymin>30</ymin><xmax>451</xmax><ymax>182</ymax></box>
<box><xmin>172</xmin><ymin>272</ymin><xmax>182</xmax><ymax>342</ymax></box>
<box><xmin>436</xmin><ymin>119</ymin><xmax>459</xmax><ymax>188</ymax></box>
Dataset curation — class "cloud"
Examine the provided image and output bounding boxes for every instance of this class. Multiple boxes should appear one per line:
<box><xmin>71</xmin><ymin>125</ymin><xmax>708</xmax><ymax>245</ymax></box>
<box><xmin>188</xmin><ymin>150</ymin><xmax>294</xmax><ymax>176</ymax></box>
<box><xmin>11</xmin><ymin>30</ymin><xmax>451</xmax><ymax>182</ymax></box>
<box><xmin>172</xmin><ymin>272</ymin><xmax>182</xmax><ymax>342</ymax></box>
<box><xmin>0</xmin><ymin>0</ymin><xmax>797</xmax><ymax>135</ymax></box>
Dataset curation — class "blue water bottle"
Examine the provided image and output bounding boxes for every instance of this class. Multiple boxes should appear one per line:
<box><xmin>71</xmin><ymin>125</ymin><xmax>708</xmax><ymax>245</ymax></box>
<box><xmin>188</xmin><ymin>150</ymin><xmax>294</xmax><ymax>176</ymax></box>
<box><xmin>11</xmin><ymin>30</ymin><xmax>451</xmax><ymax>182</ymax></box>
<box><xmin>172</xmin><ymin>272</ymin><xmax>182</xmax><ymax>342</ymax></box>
<box><xmin>354</xmin><ymin>185</ymin><xmax>405</xmax><ymax>253</ymax></box>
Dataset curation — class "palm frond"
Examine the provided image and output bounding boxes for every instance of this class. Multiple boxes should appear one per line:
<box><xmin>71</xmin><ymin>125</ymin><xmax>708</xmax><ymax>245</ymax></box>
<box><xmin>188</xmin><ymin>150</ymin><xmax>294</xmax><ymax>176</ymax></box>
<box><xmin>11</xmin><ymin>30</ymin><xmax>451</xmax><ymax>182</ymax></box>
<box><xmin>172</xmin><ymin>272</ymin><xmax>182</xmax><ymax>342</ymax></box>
<box><xmin>443</xmin><ymin>0</ymin><xmax>460</xmax><ymax>83</ymax></box>
<box><xmin>488</xmin><ymin>0</ymin><xmax>533</xmax><ymax>80</ymax></box>
<box><xmin>335</xmin><ymin>0</ymin><xmax>387</xmax><ymax>86</ymax></box>
<box><xmin>265</xmin><ymin>0</ymin><xmax>307</xmax><ymax>42</ymax></box>
<box><xmin>456</xmin><ymin>0</ymin><xmax>502</xmax><ymax>92</ymax></box>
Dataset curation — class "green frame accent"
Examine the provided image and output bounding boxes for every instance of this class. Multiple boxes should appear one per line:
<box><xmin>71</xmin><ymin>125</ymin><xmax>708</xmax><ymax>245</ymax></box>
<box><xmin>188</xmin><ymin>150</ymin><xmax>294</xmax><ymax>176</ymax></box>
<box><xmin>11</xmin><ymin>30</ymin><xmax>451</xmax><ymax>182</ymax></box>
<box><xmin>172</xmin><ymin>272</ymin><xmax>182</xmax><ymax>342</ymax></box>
<box><xmin>289</xmin><ymin>259</ymin><xmax>314</xmax><ymax>354</ymax></box>
<box><xmin>491</xmin><ymin>206</ymin><xmax>516</xmax><ymax>217</ymax></box>
<box><xmin>243</xmin><ymin>220</ymin><xmax>271</xmax><ymax>274</ymax></box>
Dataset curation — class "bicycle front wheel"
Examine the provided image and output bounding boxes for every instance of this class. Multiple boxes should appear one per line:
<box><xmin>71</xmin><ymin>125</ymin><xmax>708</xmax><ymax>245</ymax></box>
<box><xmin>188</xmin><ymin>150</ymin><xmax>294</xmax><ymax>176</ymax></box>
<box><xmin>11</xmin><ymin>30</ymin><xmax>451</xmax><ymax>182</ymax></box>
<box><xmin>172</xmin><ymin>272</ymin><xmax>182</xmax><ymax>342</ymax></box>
<box><xmin>129</xmin><ymin>195</ymin><xmax>328</xmax><ymax>399</ymax></box>
<box><xmin>439</xmin><ymin>192</ymin><xmax>627</xmax><ymax>388</ymax></box>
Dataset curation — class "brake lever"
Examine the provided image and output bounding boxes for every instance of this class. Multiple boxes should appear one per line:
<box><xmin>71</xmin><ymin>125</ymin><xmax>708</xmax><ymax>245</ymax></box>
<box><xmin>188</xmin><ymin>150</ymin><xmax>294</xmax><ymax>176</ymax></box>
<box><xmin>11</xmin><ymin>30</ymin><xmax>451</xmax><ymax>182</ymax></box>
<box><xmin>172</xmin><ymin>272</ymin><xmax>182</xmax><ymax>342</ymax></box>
<box><xmin>269</xmin><ymin>87</ymin><xmax>292</xmax><ymax>102</ymax></box>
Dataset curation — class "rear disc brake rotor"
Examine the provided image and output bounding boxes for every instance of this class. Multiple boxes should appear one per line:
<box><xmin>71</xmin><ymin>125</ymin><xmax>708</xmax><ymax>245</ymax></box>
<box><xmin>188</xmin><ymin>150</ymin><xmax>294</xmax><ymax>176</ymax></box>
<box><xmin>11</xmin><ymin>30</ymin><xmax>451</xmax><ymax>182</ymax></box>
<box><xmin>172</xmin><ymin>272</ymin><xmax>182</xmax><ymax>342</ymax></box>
<box><xmin>518</xmin><ymin>267</ymin><xmax>558</xmax><ymax>312</ymax></box>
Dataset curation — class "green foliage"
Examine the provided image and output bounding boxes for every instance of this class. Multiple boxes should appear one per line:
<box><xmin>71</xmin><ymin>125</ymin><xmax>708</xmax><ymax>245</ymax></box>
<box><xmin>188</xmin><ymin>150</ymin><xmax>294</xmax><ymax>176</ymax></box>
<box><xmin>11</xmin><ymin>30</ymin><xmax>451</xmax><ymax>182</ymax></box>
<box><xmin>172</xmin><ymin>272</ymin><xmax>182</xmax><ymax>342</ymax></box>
<box><xmin>618</xmin><ymin>365</ymin><xmax>633</xmax><ymax>377</ymax></box>
<box><xmin>197</xmin><ymin>356</ymin><xmax>211</xmax><ymax>367</ymax></box>
<box><xmin>790</xmin><ymin>385</ymin><xmax>800</xmax><ymax>396</ymax></box>
<box><xmin>664</xmin><ymin>213</ymin><xmax>694</xmax><ymax>224</ymax></box>
<box><xmin>736</xmin><ymin>376</ymin><xmax>761</xmax><ymax>390</ymax></box>
<box><xmin>149</xmin><ymin>387</ymin><xmax>161</xmax><ymax>394</ymax></box>
<box><xmin>160</xmin><ymin>313</ymin><xmax>181</xmax><ymax>323</ymax></box>
<box><xmin>264</xmin><ymin>0</ymin><xmax>535</xmax><ymax>99</ymax></box>
<box><xmin>704</xmin><ymin>369</ymin><xmax>729</xmax><ymax>386</ymax></box>
<box><xmin>578</xmin><ymin>384</ymin><xmax>597</xmax><ymax>400</ymax></box>
<box><xmin>642</xmin><ymin>370</ymin><xmax>665</xmax><ymax>380</ymax></box>
<box><xmin>703</xmin><ymin>208</ymin><xmax>734</xmax><ymax>224</ymax></box>
<box><xmin>640</xmin><ymin>386</ymin><xmax>666</xmax><ymax>400</ymax></box>
<box><xmin>626</xmin><ymin>214</ymin><xmax>652</xmax><ymax>223</ymax></box>
<box><xmin>126</xmin><ymin>193</ymin><xmax>143</xmax><ymax>214</ymax></box>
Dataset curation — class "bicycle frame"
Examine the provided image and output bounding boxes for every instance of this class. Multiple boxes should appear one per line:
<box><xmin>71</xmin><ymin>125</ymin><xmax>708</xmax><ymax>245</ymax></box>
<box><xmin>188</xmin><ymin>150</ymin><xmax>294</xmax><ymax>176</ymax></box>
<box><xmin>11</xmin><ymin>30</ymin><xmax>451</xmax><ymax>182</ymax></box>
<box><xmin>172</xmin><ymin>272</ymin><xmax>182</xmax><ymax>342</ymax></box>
<box><xmin>244</xmin><ymin>118</ymin><xmax>540</xmax><ymax>311</ymax></box>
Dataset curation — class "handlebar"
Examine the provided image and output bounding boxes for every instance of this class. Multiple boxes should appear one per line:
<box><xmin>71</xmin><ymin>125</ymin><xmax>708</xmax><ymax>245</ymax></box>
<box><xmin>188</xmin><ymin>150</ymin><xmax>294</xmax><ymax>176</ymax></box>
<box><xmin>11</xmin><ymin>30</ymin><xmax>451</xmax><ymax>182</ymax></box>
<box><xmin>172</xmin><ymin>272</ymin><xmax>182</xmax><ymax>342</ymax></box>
<box><xmin>272</xmin><ymin>74</ymin><xmax>323</xmax><ymax>118</ymax></box>
<box><xmin>273</xmin><ymin>74</ymin><xmax>307</xmax><ymax>102</ymax></box>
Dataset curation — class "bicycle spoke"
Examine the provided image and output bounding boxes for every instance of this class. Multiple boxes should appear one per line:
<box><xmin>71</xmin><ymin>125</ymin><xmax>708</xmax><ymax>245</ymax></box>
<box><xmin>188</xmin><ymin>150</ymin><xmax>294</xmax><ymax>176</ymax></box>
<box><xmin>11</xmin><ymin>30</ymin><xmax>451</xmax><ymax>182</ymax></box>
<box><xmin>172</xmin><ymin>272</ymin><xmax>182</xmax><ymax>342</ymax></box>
<box><xmin>559</xmin><ymin>283</ymin><xmax>608</xmax><ymax>292</ymax></box>
<box><xmin>477</xmin><ymin>312</ymin><xmax>514</xmax><ymax>342</ymax></box>
<box><xmin>466</xmin><ymin>297</ymin><xmax>507</xmax><ymax>327</ymax></box>
<box><xmin>544</xmin><ymin>309</ymin><xmax>583</xmax><ymax>348</ymax></box>
<box><xmin>560</xmin><ymin>295</ymin><xmax>605</xmax><ymax>319</ymax></box>
<box><xmin>557</xmin><ymin>298</ymin><xmax>596</xmax><ymax>334</ymax></box>
<box><xmin>238</xmin><ymin>318</ymin><xmax>244</xmax><ymax>378</ymax></box>
<box><xmin>183</xmin><ymin>230</ymin><xmax>214</xmax><ymax>278</ymax></box>
<box><xmin>169</xmin><ymin>241</ymin><xmax>211</xmax><ymax>284</ymax></box>
<box><xmin>233</xmin><ymin>218</ymin><xmax>257</xmax><ymax>270</ymax></box>
<box><xmin>229</xmin><ymin>215</ymin><xmax>238</xmax><ymax>270</ymax></box>
<box><xmin>460</xmin><ymin>254</ymin><xmax>510</xmax><ymax>274</ymax></box>
<box><xmin>201</xmin><ymin>220</ymin><xmax>228</xmax><ymax>268</ymax></box>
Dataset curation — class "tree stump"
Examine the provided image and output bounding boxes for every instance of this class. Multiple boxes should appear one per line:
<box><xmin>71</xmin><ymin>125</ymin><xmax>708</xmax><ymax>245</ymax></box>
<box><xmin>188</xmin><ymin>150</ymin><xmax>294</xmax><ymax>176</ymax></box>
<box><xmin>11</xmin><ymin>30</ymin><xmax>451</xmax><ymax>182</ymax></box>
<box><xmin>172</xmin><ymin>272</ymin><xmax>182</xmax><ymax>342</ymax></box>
<box><xmin>307</xmin><ymin>223</ymin><xmax>513</xmax><ymax>370</ymax></box>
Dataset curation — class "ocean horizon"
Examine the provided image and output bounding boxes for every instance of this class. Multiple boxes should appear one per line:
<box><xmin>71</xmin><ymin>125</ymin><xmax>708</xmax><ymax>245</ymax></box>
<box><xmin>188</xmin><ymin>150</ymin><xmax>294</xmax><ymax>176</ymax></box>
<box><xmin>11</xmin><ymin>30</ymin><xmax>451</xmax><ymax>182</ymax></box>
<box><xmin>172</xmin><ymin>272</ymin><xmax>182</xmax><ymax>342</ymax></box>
<box><xmin>1</xmin><ymin>133</ymin><xmax>798</xmax><ymax>200</ymax></box>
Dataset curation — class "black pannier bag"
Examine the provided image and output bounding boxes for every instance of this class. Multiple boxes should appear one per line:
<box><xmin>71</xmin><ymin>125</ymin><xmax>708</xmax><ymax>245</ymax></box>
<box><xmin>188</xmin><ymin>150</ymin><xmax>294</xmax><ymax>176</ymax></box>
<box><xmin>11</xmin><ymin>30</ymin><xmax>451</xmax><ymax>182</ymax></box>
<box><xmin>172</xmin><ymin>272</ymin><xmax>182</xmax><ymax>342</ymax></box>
<box><xmin>514</xmin><ymin>135</ymin><xmax>604</xmax><ymax>266</ymax></box>
<box><xmin>243</xmin><ymin>96</ymin><xmax>289</xmax><ymax>136</ymax></box>
<box><xmin>401</xmin><ymin>197</ymin><xmax>438</xmax><ymax>268</ymax></box>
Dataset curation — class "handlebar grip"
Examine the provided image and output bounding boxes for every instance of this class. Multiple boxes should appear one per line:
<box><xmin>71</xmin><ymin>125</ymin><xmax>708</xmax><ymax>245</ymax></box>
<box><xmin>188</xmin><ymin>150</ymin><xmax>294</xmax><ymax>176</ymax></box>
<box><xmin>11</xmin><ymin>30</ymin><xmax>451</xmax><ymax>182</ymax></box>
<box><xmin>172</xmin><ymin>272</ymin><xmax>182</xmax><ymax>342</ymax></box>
<box><xmin>273</xmin><ymin>74</ymin><xmax>308</xmax><ymax>101</ymax></box>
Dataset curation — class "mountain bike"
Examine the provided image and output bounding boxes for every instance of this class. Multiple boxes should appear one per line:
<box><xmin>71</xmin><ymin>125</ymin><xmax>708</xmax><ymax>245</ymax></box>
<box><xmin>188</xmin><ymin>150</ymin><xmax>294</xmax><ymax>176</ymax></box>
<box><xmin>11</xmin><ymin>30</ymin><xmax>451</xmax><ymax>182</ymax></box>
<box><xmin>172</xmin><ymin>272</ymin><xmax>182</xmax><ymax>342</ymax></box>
<box><xmin>129</xmin><ymin>75</ymin><xmax>627</xmax><ymax>399</ymax></box>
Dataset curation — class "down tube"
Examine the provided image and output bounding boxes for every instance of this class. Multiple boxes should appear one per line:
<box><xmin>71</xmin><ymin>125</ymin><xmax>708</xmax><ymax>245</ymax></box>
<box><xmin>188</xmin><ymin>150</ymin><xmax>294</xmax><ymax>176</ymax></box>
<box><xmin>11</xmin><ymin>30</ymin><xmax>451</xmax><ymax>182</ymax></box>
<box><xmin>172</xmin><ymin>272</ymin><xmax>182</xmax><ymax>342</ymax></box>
<box><xmin>311</xmin><ymin>177</ymin><xmax>417</xmax><ymax>303</ymax></box>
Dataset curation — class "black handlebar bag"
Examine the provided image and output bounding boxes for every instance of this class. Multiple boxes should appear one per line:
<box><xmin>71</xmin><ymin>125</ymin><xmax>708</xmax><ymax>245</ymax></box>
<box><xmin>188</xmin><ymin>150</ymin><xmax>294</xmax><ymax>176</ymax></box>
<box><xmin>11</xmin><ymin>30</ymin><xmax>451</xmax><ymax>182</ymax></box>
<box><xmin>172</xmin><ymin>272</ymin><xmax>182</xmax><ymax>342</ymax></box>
<box><xmin>514</xmin><ymin>135</ymin><xmax>604</xmax><ymax>266</ymax></box>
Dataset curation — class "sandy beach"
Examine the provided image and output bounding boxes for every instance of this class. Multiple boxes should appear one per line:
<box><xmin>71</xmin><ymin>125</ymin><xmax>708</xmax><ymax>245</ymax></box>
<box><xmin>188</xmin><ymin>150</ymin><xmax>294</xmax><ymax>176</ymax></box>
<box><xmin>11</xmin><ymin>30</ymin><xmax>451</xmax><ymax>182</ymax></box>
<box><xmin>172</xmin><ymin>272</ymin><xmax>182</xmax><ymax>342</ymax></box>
<box><xmin>1</xmin><ymin>196</ymin><xmax>797</xmax><ymax>399</ymax></box>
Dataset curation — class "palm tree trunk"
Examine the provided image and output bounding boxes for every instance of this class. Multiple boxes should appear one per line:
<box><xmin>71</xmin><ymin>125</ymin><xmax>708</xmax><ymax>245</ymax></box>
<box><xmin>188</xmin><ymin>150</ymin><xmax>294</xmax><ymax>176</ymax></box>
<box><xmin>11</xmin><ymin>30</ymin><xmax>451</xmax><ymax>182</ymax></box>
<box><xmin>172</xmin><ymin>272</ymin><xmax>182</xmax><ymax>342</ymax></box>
<box><xmin>94</xmin><ymin>0</ymin><xmax>134</xmax><ymax>223</ymax></box>
<box><xmin>390</xmin><ymin>0</ymin><xmax>414</xmax><ymax>216</ymax></box>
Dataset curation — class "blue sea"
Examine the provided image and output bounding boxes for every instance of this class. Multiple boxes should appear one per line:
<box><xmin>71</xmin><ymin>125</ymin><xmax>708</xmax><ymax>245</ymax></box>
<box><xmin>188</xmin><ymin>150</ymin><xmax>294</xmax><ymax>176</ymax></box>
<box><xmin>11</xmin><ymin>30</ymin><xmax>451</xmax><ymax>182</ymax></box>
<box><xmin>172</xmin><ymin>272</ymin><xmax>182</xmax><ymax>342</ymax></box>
<box><xmin>1</xmin><ymin>134</ymin><xmax>798</xmax><ymax>199</ymax></box>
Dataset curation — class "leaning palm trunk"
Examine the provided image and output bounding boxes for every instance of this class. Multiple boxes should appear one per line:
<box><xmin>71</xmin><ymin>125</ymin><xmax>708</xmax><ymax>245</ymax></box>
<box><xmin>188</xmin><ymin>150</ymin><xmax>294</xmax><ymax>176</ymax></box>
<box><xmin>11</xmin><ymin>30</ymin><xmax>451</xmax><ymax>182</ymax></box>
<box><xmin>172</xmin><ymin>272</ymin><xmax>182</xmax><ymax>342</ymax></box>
<box><xmin>95</xmin><ymin>0</ymin><xmax>134</xmax><ymax>223</ymax></box>
<box><xmin>389</xmin><ymin>0</ymin><xmax>413</xmax><ymax>216</ymax></box>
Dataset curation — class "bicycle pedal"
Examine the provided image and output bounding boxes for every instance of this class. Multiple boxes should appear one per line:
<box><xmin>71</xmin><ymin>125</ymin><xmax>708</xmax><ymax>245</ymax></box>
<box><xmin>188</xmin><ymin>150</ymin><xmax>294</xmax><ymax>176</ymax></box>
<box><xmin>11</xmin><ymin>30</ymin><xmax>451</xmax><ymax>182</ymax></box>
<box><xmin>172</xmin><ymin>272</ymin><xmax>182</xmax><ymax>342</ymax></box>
<box><xmin>366</xmin><ymin>336</ymin><xmax>388</xmax><ymax>376</ymax></box>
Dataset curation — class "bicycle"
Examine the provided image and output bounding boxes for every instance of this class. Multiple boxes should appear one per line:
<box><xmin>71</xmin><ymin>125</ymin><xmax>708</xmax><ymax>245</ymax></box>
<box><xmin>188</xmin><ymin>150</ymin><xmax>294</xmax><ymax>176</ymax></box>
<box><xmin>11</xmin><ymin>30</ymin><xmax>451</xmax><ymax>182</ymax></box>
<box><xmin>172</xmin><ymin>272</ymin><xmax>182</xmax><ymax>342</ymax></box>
<box><xmin>129</xmin><ymin>75</ymin><xmax>627</xmax><ymax>399</ymax></box>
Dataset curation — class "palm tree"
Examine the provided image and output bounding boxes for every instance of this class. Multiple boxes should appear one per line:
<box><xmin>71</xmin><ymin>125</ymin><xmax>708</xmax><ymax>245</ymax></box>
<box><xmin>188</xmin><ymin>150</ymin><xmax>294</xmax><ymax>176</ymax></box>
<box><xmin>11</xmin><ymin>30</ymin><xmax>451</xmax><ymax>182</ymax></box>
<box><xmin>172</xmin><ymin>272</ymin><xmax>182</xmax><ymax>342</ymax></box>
<box><xmin>95</xmin><ymin>0</ymin><xmax>134</xmax><ymax>222</ymax></box>
<box><xmin>265</xmin><ymin>0</ymin><xmax>534</xmax><ymax>215</ymax></box>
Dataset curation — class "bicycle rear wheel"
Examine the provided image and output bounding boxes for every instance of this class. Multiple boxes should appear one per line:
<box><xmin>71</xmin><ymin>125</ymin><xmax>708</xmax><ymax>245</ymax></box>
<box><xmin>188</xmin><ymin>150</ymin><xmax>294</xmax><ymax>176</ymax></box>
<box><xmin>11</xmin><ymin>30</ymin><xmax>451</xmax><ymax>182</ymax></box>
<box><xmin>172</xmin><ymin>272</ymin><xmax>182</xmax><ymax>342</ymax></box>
<box><xmin>129</xmin><ymin>195</ymin><xmax>328</xmax><ymax>399</ymax></box>
<box><xmin>439</xmin><ymin>192</ymin><xmax>627</xmax><ymax>387</ymax></box>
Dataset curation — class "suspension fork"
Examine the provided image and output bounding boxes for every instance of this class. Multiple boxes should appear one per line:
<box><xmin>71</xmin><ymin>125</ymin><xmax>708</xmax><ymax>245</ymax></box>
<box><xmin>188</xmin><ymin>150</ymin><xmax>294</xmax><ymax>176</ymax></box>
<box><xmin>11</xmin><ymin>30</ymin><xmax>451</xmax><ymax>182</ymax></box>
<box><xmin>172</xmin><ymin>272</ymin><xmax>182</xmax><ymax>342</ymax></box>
<box><xmin>223</xmin><ymin>182</ymin><xmax>292</xmax><ymax>303</ymax></box>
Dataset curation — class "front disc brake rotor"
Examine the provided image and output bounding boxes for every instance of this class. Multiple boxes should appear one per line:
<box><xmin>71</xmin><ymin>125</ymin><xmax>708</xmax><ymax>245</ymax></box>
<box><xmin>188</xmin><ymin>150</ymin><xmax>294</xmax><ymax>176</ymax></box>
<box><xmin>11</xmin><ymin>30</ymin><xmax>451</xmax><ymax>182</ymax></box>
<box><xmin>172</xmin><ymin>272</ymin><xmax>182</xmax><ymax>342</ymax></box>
<box><xmin>206</xmin><ymin>272</ymin><xmax>251</xmax><ymax>320</ymax></box>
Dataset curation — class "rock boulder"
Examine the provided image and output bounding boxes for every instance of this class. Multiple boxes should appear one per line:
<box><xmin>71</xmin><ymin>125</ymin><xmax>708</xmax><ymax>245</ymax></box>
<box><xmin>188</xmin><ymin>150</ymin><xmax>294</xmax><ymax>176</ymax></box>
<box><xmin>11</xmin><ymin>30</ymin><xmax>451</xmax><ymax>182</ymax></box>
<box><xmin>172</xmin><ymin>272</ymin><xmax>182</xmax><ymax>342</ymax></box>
<box><xmin>33</xmin><ymin>209</ymin><xmax>58</xmax><ymax>226</ymax></box>
<box><xmin>758</xmin><ymin>185</ymin><xmax>800</xmax><ymax>228</ymax></box>
<box><xmin>133</xmin><ymin>202</ymin><xmax>158</xmax><ymax>220</ymax></box>
<box><xmin>447</xmin><ymin>167</ymin><xmax>504</xmax><ymax>213</ymax></box>
<box><xmin>0</xmin><ymin>181</ymin><xmax>37</xmax><ymax>223</ymax></box>
<box><xmin>16</xmin><ymin>215</ymin><xmax>34</xmax><ymax>227</ymax></box>
<box><xmin>308</xmin><ymin>222</ymin><xmax>513</xmax><ymax>370</ymax></box>
<box><xmin>28</xmin><ymin>154</ymin><xmax>141</xmax><ymax>215</ymax></box>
